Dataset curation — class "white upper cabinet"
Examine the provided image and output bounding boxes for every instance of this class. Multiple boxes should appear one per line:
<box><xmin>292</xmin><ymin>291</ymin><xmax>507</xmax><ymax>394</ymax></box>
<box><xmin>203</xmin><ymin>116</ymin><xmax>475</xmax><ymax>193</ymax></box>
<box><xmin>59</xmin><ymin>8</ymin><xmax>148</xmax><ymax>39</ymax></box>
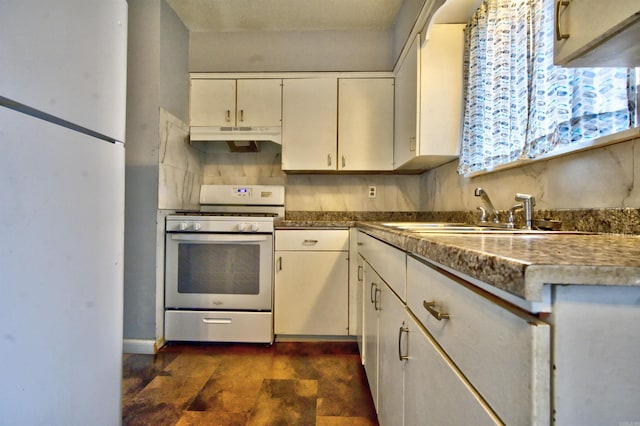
<box><xmin>281</xmin><ymin>78</ymin><xmax>338</xmax><ymax>171</ymax></box>
<box><xmin>394</xmin><ymin>25</ymin><xmax>465</xmax><ymax>171</ymax></box>
<box><xmin>393</xmin><ymin>34</ymin><xmax>420</xmax><ymax>169</ymax></box>
<box><xmin>338</xmin><ymin>78</ymin><xmax>394</xmax><ymax>171</ymax></box>
<box><xmin>189</xmin><ymin>79</ymin><xmax>282</xmax><ymax>127</ymax></box>
<box><xmin>554</xmin><ymin>0</ymin><xmax>640</xmax><ymax>67</ymax></box>
<box><xmin>282</xmin><ymin>77</ymin><xmax>394</xmax><ymax>172</ymax></box>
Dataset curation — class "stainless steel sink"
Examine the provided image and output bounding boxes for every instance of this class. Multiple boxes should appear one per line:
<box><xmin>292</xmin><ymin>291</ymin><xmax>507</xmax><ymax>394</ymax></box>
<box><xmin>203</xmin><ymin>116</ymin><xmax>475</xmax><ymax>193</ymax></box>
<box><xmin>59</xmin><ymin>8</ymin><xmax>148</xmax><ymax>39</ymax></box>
<box><xmin>380</xmin><ymin>222</ymin><xmax>588</xmax><ymax>235</ymax></box>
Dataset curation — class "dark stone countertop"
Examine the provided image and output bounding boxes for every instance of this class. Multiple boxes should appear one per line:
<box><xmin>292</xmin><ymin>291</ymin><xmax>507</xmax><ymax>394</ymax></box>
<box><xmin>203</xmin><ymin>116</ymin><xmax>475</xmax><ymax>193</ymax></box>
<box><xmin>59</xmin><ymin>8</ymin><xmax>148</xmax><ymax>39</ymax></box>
<box><xmin>357</xmin><ymin>222</ymin><xmax>640</xmax><ymax>302</ymax></box>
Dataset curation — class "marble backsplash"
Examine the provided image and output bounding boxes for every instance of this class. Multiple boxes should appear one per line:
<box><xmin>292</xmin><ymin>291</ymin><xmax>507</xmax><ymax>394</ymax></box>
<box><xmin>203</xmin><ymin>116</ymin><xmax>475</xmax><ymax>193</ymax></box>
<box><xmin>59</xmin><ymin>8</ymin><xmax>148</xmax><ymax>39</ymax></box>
<box><xmin>158</xmin><ymin>120</ymin><xmax>639</xmax><ymax>233</ymax></box>
<box><xmin>158</xmin><ymin>108</ymin><xmax>203</xmax><ymax>210</ymax></box>
<box><xmin>202</xmin><ymin>151</ymin><xmax>422</xmax><ymax>211</ymax></box>
<box><xmin>420</xmin><ymin>136</ymin><xmax>640</xmax><ymax>212</ymax></box>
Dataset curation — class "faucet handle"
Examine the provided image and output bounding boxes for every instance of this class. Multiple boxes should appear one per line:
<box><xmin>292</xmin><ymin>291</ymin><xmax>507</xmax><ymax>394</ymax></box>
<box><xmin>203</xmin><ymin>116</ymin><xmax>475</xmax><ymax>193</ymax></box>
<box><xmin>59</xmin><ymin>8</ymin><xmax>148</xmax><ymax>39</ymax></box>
<box><xmin>506</xmin><ymin>203</ymin><xmax>523</xmax><ymax>227</ymax></box>
<box><xmin>476</xmin><ymin>206</ymin><xmax>488</xmax><ymax>222</ymax></box>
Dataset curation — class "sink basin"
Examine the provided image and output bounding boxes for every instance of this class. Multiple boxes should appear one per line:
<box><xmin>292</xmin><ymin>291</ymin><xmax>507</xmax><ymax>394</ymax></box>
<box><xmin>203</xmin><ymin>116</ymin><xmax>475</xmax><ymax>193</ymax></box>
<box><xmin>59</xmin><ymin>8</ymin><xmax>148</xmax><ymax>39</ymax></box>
<box><xmin>380</xmin><ymin>222</ymin><xmax>588</xmax><ymax>235</ymax></box>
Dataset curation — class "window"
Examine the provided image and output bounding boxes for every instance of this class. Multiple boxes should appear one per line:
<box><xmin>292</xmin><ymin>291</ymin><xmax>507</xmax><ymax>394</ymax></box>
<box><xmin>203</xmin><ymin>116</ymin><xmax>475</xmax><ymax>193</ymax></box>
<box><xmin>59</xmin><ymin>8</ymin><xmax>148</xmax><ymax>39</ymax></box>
<box><xmin>458</xmin><ymin>0</ymin><xmax>638</xmax><ymax>176</ymax></box>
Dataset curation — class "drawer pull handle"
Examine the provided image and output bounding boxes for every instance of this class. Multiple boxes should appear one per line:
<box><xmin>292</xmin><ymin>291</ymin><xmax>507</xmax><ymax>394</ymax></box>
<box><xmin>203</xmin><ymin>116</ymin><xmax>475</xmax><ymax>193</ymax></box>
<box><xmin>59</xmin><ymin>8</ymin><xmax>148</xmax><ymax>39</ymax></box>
<box><xmin>357</xmin><ymin>265</ymin><xmax>363</xmax><ymax>281</ymax></box>
<box><xmin>203</xmin><ymin>318</ymin><xmax>232</xmax><ymax>324</ymax></box>
<box><xmin>423</xmin><ymin>300</ymin><xmax>450</xmax><ymax>321</ymax></box>
<box><xmin>398</xmin><ymin>323</ymin><xmax>409</xmax><ymax>361</ymax></box>
<box><xmin>303</xmin><ymin>239</ymin><xmax>318</xmax><ymax>245</ymax></box>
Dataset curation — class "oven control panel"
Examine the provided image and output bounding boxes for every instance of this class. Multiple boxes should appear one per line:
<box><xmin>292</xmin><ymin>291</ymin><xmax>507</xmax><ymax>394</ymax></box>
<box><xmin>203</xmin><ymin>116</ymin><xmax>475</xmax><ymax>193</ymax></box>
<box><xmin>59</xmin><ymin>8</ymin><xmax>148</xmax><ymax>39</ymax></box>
<box><xmin>166</xmin><ymin>216</ymin><xmax>274</xmax><ymax>233</ymax></box>
<box><xmin>233</xmin><ymin>187</ymin><xmax>252</xmax><ymax>197</ymax></box>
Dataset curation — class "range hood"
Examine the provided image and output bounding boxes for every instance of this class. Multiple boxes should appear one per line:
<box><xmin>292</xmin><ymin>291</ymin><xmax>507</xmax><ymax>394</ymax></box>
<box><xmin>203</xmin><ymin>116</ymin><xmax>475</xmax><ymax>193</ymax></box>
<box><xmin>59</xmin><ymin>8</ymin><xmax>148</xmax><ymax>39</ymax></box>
<box><xmin>190</xmin><ymin>125</ymin><xmax>281</xmax><ymax>144</ymax></box>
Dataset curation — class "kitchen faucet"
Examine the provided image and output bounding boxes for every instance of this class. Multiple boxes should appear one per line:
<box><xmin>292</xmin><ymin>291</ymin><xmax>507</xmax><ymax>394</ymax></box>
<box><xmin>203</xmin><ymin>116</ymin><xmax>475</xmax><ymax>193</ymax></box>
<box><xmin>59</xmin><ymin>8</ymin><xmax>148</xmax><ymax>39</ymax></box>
<box><xmin>474</xmin><ymin>187</ymin><xmax>500</xmax><ymax>223</ymax></box>
<box><xmin>475</xmin><ymin>188</ymin><xmax>537</xmax><ymax>229</ymax></box>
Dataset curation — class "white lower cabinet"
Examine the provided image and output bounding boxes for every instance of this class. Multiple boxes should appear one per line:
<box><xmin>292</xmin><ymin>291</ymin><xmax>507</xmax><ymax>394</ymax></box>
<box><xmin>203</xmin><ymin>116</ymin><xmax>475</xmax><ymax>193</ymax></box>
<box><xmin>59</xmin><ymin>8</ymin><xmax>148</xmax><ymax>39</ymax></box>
<box><xmin>407</xmin><ymin>255</ymin><xmax>550</xmax><ymax>425</ymax></box>
<box><xmin>363</xmin><ymin>262</ymin><xmax>380</xmax><ymax>410</ymax></box>
<box><xmin>377</xmin><ymin>278</ymin><xmax>407</xmax><ymax>426</ymax></box>
<box><xmin>358</xmin><ymin>231</ymin><xmax>549</xmax><ymax>425</ymax></box>
<box><xmin>358</xmin><ymin>230</ymin><xmax>640</xmax><ymax>425</ymax></box>
<box><xmin>274</xmin><ymin>229</ymin><xmax>349</xmax><ymax>336</ymax></box>
<box><xmin>404</xmin><ymin>311</ymin><xmax>500</xmax><ymax>426</ymax></box>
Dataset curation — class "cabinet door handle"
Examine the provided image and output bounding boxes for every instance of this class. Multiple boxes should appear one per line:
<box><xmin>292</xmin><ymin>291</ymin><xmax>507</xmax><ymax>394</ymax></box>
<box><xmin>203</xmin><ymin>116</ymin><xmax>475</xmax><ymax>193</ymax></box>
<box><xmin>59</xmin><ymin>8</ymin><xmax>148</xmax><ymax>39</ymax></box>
<box><xmin>423</xmin><ymin>300</ymin><xmax>450</xmax><ymax>321</ymax></box>
<box><xmin>239</xmin><ymin>109</ymin><xmax>244</xmax><ymax>122</ymax></box>
<box><xmin>341</xmin><ymin>155</ymin><xmax>346</xmax><ymax>168</ymax></box>
<box><xmin>374</xmin><ymin>287</ymin><xmax>382</xmax><ymax>311</ymax></box>
<box><xmin>370</xmin><ymin>282</ymin><xmax>376</xmax><ymax>303</ymax></box>
<box><xmin>277</xmin><ymin>256</ymin><xmax>283</xmax><ymax>271</ymax></box>
<box><xmin>555</xmin><ymin>0</ymin><xmax>570</xmax><ymax>40</ymax></box>
<box><xmin>225</xmin><ymin>109</ymin><xmax>231</xmax><ymax>122</ymax></box>
<box><xmin>327</xmin><ymin>154</ymin><xmax>332</xmax><ymax>167</ymax></box>
<box><xmin>398</xmin><ymin>323</ymin><xmax>409</xmax><ymax>361</ymax></box>
<box><xmin>357</xmin><ymin>265</ymin><xmax>363</xmax><ymax>281</ymax></box>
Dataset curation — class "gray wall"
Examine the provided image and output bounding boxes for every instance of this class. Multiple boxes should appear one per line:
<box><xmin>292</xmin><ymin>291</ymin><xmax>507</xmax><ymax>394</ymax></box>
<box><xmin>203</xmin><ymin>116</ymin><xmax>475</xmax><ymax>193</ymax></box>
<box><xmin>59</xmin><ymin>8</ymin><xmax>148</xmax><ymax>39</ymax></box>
<box><xmin>124</xmin><ymin>0</ymin><xmax>188</xmax><ymax>343</ymax></box>
<box><xmin>161</xmin><ymin>0</ymin><xmax>189</xmax><ymax>122</ymax></box>
<box><xmin>190</xmin><ymin>29</ymin><xmax>394</xmax><ymax>72</ymax></box>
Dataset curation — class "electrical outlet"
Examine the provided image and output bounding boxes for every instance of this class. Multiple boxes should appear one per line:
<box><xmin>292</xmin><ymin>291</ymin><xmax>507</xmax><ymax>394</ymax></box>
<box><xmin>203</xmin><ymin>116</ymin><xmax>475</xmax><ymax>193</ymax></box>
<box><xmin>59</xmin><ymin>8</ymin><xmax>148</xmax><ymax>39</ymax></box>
<box><xmin>368</xmin><ymin>186</ymin><xmax>377</xmax><ymax>198</ymax></box>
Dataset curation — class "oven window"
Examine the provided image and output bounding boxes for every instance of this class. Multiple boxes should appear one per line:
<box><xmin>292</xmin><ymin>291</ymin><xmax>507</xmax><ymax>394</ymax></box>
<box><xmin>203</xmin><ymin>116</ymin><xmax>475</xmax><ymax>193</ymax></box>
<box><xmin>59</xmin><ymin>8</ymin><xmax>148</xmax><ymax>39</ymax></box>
<box><xmin>177</xmin><ymin>244</ymin><xmax>260</xmax><ymax>295</ymax></box>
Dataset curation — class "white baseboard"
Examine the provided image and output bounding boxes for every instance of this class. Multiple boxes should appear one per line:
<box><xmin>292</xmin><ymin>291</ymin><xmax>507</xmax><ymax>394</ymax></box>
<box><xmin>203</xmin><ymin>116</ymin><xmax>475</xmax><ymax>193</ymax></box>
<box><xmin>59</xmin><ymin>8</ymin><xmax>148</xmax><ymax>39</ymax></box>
<box><xmin>123</xmin><ymin>339</ymin><xmax>159</xmax><ymax>354</ymax></box>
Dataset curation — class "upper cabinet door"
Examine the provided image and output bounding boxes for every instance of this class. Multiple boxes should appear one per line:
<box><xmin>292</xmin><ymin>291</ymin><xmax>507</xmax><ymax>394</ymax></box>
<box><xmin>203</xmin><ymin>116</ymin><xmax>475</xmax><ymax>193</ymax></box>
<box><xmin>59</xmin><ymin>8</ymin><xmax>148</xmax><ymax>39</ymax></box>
<box><xmin>236</xmin><ymin>79</ymin><xmax>282</xmax><ymax>127</ymax></box>
<box><xmin>554</xmin><ymin>0</ymin><xmax>640</xmax><ymax>67</ymax></box>
<box><xmin>338</xmin><ymin>78</ymin><xmax>394</xmax><ymax>171</ymax></box>
<box><xmin>190</xmin><ymin>79</ymin><xmax>236</xmax><ymax>126</ymax></box>
<box><xmin>281</xmin><ymin>78</ymin><xmax>338</xmax><ymax>171</ymax></box>
<box><xmin>419</xmin><ymin>24</ymin><xmax>464</xmax><ymax>157</ymax></box>
<box><xmin>393</xmin><ymin>34</ymin><xmax>420</xmax><ymax>169</ymax></box>
<box><xmin>189</xmin><ymin>79</ymin><xmax>282</xmax><ymax>127</ymax></box>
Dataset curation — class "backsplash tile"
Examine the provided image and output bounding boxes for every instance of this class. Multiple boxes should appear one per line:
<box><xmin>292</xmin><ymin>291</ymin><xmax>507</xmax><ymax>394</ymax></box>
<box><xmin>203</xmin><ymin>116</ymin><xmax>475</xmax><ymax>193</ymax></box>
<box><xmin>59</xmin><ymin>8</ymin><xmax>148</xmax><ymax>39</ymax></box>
<box><xmin>421</xmin><ymin>136</ymin><xmax>640</xmax><ymax>212</ymax></box>
<box><xmin>158</xmin><ymin>108</ymin><xmax>203</xmax><ymax>210</ymax></box>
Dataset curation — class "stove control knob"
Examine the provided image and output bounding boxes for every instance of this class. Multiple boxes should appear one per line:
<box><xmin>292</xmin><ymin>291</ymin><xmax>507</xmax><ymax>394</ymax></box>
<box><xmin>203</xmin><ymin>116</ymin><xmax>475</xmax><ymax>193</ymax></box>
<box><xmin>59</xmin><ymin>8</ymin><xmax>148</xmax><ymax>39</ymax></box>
<box><xmin>192</xmin><ymin>222</ymin><xmax>202</xmax><ymax>231</ymax></box>
<box><xmin>237</xmin><ymin>223</ymin><xmax>248</xmax><ymax>232</ymax></box>
<box><xmin>178</xmin><ymin>222</ymin><xmax>188</xmax><ymax>231</ymax></box>
<box><xmin>249</xmin><ymin>223</ymin><xmax>259</xmax><ymax>232</ymax></box>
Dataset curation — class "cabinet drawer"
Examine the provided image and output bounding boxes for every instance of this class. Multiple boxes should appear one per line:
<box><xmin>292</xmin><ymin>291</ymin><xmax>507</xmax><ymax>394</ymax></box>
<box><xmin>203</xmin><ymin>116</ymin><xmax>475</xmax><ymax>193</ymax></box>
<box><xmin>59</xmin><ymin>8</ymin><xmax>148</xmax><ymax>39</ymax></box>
<box><xmin>407</xmin><ymin>255</ymin><xmax>550</xmax><ymax>425</ymax></box>
<box><xmin>357</xmin><ymin>231</ymin><xmax>406</xmax><ymax>301</ymax></box>
<box><xmin>275</xmin><ymin>229</ymin><xmax>348</xmax><ymax>251</ymax></box>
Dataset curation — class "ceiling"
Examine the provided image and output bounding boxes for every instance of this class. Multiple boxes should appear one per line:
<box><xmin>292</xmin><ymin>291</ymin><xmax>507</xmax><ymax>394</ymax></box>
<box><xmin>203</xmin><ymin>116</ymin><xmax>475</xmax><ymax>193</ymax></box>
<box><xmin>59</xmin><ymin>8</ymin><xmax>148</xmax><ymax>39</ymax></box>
<box><xmin>165</xmin><ymin>0</ymin><xmax>405</xmax><ymax>32</ymax></box>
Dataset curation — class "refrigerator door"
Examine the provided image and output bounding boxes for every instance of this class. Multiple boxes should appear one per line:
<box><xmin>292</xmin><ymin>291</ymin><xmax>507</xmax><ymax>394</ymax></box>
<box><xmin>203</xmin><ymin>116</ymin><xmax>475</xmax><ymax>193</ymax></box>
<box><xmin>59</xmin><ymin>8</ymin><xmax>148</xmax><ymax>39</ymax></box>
<box><xmin>0</xmin><ymin>0</ymin><xmax>128</xmax><ymax>141</ymax></box>
<box><xmin>0</xmin><ymin>106</ymin><xmax>125</xmax><ymax>425</ymax></box>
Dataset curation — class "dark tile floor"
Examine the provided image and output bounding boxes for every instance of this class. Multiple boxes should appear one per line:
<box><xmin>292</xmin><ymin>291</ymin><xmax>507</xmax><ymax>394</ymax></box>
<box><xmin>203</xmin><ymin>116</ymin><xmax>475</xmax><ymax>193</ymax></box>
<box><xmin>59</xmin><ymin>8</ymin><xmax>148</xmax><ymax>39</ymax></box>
<box><xmin>122</xmin><ymin>341</ymin><xmax>379</xmax><ymax>426</ymax></box>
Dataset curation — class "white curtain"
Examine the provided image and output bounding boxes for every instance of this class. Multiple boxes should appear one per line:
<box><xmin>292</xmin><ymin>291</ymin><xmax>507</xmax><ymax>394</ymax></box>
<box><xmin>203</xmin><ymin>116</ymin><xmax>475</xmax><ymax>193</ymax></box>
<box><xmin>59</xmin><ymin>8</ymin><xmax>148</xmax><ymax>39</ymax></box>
<box><xmin>458</xmin><ymin>0</ymin><xmax>636</xmax><ymax>175</ymax></box>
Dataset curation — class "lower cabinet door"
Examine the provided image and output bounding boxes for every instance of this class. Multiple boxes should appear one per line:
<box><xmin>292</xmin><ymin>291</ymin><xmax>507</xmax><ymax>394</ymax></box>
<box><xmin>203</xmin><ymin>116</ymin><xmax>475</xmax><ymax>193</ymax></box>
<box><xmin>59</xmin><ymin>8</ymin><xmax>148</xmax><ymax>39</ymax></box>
<box><xmin>404</xmin><ymin>313</ymin><xmax>502</xmax><ymax>426</ymax></box>
<box><xmin>363</xmin><ymin>263</ymin><xmax>380</xmax><ymax>411</ymax></box>
<box><xmin>377</xmin><ymin>282</ymin><xmax>407</xmax><ymax>426</ymax></box>
<box><xmin>274</xmin><ymin>250</ymin><xmax>348</xmax><ymax>335</ymax></box>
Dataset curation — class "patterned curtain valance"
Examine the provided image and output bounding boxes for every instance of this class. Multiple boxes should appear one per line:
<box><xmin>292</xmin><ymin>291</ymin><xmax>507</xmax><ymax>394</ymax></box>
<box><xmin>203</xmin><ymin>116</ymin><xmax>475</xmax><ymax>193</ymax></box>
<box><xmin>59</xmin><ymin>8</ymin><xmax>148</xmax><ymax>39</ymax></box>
<box><xmin>458</xmin><ymin>0</ymin><xmax>636</xmax><ymax>176</ymax></box>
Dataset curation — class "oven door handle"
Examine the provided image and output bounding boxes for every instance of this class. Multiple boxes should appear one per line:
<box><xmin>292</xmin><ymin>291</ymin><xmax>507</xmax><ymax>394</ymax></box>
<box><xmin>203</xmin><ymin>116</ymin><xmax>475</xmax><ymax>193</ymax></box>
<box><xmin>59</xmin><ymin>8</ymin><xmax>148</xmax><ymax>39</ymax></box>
<box><xmin>170</xmin><ymin>234</ymin><xmax>269</xmax><ymax>243</ymax></box>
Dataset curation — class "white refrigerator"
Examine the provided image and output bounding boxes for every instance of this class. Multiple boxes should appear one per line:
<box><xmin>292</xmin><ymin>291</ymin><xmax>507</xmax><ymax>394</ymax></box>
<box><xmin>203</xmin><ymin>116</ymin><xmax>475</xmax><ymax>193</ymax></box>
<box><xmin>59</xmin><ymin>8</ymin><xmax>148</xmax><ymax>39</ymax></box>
<box><xmin>0</xmin><ymin>1</ymin><xmax>128</xmax><ymax>424</ymax></box>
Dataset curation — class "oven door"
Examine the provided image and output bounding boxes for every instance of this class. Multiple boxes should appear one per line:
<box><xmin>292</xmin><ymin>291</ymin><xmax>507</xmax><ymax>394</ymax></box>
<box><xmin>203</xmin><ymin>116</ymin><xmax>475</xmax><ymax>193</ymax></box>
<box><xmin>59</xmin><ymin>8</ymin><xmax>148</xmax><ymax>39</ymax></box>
<box><xmin>165</xmin><ymin>233</ymin><xmax>273</xmax><ymax>311</ymax></box>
